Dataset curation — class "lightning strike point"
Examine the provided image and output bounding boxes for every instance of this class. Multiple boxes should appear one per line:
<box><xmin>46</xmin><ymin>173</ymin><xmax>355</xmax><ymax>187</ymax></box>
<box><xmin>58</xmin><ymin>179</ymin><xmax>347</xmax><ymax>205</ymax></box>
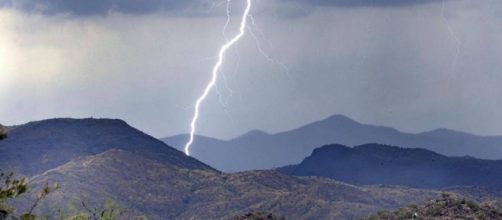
<box><xmin>184</xmin><ymin>0</ymin><xmax>252</xmax><ymax>156</ymax></box>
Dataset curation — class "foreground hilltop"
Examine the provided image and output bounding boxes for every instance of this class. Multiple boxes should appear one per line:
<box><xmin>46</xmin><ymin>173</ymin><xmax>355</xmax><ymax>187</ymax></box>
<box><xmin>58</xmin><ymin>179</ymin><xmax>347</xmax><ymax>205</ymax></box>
<box><xmin>0</xmin><ymin>118</ymin><xmax>213</xmax><ymax>176</ymax></box>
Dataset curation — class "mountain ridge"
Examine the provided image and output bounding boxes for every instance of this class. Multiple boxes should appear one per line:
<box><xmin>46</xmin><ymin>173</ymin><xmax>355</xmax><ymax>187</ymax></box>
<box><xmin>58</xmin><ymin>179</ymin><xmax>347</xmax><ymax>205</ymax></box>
<box><xmin>3</xmin><ymin>117</ymin><xmax>502</xmax><ymax>219</ymax></box>
<box><xmin>163</xmin><ymin>114</ymin><xmax>502</xmax><ymax>171</ymax></box>
<box><xmin>0</xmin><ymin>117</ymin><xmax>214</xmax><ymax>176</ymax></box>
<box><xmin>278</xmin><ymin>143</ymin><xmax>502</xmax><ymax>188</ymax></box>
<box><xmin>20</xmin><ymin>148</ymin><xmax>450</xmax><ymax>220</ymax></box>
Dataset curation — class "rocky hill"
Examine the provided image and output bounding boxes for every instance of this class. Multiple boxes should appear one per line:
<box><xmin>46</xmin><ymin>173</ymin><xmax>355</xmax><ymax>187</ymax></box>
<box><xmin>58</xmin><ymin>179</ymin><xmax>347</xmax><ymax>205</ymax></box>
<box><xmin>21</xmin><ymin>149</ymin><xmax>447</xmax><ymax>220</ymax></box>
<box><xmin>0</xmin><ymin>118</ymin><xmax>213</xmax><ymax>176</ymax></box>
<box><xmin>364</xmin><ymin>193</ymin><xmax>502</xmax><ymax>220</ymax></box>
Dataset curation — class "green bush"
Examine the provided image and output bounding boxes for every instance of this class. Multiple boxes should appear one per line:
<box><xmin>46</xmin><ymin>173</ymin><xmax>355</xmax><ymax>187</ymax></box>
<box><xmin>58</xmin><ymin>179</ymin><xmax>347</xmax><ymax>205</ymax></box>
<box><xmin>0</xmin><ymin>170</ymin><xmax>58</xmax><ymax>220</ymax></box>
<box><xmin>54</xmin><ymin>198</ymin><xmax>148</xmax><ymax>220</ymax></box>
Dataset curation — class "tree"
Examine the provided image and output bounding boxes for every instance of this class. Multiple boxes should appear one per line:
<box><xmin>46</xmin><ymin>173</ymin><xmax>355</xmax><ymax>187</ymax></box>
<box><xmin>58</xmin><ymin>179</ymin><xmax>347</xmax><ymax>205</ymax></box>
<box><xmin>0</xmin><ymin>127</ymin><xmax>6</xmax><ymax>140</ymax></box>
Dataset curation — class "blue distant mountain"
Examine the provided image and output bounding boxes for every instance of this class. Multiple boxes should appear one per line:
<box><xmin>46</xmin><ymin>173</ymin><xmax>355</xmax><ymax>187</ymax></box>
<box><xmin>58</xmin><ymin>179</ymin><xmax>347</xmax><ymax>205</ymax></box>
<box><xmin>162</xmin><ymin>114</ymin><xmax>502</xmax><ymax>171</ymax></box>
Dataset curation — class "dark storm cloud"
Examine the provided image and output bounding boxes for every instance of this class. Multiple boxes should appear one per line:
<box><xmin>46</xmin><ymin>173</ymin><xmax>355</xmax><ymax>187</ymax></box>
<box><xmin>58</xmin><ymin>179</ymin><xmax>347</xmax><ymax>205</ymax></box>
<box><xmin>0</xmin><ymin>0</ymin><xmax>205</xmax><ymax>16</ymax></box>
<box><xmin>284</xmin><ymin>0</ymin><xmax>445</xmax><ymax>7</ymax></box>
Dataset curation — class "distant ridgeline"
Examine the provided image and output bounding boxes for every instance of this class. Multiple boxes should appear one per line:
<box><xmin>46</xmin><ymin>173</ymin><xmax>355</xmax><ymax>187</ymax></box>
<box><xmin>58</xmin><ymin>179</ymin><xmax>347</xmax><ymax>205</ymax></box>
<box><xmin>278</xmin><ymin>143</ymin><xmax>502</xmax><ymax>189</ymax></box>
<box><xmin>162</xmin><ymin>114</ymin><xmax>502</xmax><ymax>172</ymax></box>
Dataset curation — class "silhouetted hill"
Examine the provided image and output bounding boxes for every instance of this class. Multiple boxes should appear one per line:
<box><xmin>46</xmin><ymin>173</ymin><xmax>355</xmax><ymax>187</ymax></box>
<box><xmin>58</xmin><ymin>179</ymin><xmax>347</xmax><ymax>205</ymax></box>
<box><xmin>162</xmin><ymin>114</ymin><xmax>502</xmax><ymax>171</ymax></box>
<box><xmin>0</xmin><ymin>118</ymin><xmax>213</xmax><ymax>176</ymax></box>
<box><xmin>278</xmin><ymin>143</ymin><xmax>502</xmax><ymax>188</ymax></box>
<box><xmin>21</xmin><ymin>149</ymin><xmax>447</xmax><ymax>220</ymax></box>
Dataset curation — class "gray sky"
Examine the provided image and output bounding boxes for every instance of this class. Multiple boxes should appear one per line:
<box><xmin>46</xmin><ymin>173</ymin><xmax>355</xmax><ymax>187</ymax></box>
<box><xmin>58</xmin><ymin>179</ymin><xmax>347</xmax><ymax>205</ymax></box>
<box><xmin>1</xmin><ymin>0</ymin><xmax>502</xmax><ymax>139</ymax></box>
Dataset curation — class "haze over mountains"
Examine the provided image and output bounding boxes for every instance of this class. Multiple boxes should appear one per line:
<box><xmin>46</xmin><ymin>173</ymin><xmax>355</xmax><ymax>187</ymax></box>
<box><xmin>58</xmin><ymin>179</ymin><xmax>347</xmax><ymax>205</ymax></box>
<box><xmin>163</xmin><ymin>114</ymin><xmax>502</xmax><ymax>171</ymax></box>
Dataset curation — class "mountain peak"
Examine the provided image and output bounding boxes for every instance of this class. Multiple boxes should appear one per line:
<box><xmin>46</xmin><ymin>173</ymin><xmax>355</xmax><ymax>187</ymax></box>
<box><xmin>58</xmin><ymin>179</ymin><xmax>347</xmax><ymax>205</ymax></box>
<box><xmin>324</xmin><ymin>114</ymin><xmax>359</xmax><ymax>124</ymax></box>
<box><xmin>421</xmin><ymin>128</ymin><xmax>477</xmax><ymax>138</ymax></box>
<box><xmin>25</xmin><ymin>117</ymin><xmax>127</xmax><ymax>126</ymax></box>
<box><xmin>8</xmin><ymin>118</ymin><xmax>130</xmax><ymax>133</ymax></box>
<box><xmin>301</xmin><ymin>114</ymin><xmax>362</xmax><ymax>130</ymax></box>
<box><xmin>235</xmin><ymin>129</ymin><xmax>269</xmax><ymax>139</ymax></box>
<box><xmin>312</xmin><ymin>144</ymin><xmax>352</xmax><ymax>155</ymax></box>
<box><xmin>353</xmin><ymin>143</ymin><xmax>445</xmax><ymax>160</ymax></box>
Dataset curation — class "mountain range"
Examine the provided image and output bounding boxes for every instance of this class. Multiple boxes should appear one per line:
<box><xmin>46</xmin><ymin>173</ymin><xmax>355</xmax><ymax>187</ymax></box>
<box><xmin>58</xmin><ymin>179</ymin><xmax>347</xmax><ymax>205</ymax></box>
<box><xmin>3</xmin><ymin>118</ymin><xmax>502</xmax><ymax>219</ymax></box>
<box><xmin>0</xmin><ymin>118</ymin><xmax>453</xmax><ymax>219</ymax></box>
<box><xmin>162</xmin><ymin>114</ymin><xmax>502</xmax><ymax>171</ymax></box>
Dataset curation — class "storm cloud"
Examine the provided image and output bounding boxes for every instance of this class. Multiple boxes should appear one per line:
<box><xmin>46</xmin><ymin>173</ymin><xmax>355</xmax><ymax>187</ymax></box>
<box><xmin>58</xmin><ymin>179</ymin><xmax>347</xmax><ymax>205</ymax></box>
<box><xmin>0</xmin><ymin>0</ymin><xmax>450</xmax><ymax>16</ymax></box>
<box><xmin>284</xmin><ymin>0</ymin><xmax>446</xmax><ymax>7</ymax></box>
<box><xmin>0</xmin><ymin>0</ymin><xmax>207</xmax><ymax>16</ymax></box>
<box><xmin>1</xmin><ymin>0</ymin><xmax>502</xmax><ymax>139</ymax></box>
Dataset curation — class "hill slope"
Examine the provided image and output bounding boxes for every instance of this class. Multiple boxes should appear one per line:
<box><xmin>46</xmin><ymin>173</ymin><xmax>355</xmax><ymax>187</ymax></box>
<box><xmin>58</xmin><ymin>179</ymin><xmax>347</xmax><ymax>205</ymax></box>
<box><xmin>163</xmin><ymin>114</ymin><xmax>502</xmax><ymax>171</ymax></box>
<box><xmin>0</xmin><ymin>118</ymin><xmax>213</xmax><ymax>176</ymax></box>
<box><xmin>278</xmin><ymin>143</ymin><xmax>502</xmax><ymax>188</ymax></box>
<box><xmin>364</xmin><ymin>193</ymin><xmax>502</xmax><ymax>220</ymax></box>
<box><xmin>23</xmin><ymin>149</ymin><xmax>447</xmax><ymax>220</ymax></box>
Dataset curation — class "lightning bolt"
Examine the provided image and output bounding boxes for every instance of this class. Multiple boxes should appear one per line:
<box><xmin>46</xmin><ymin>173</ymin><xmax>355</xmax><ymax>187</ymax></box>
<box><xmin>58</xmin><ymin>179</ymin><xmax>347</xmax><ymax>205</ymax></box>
<box><xmin>441</xmin><ymin>0</ymin><xmax>461</xmax><ymax>72</ymax></box>
<box><xmin>246</xmin><ymin>14</ymin><xmax>293</xmax><ymax>84</ymax></box>
<box><xmin>184</xmin><ymin>0</ymin><xmax>252</xmax><ymax>156</ymax></box>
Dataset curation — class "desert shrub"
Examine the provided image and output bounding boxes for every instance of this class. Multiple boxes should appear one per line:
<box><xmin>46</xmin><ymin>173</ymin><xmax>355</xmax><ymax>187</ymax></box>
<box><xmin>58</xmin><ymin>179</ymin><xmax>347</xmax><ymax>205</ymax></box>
<box><xmin>365</xmin><ymin>193</ymin><xmax>502</xmax><ymax>220</ymax></box>
<box><xmin>230</xmin><ymin>211</ymin><xmax>285</xmax><ymax>220</ymax></box>
<box><xmin>58</xmin><ymin>198</ymin><xmax>148</xmax><ymax>220</ymax></box>
<box><xmin>466</xmin><ymin>200</ymin><xmax>480</xmax><ymax>211</ymax></box>
<box><xmin>0</xmin><ymin>170</ymin><xmax>58</xmax><ymax>220</ymax></box>
<box><xmin>81</xmin><ymin>198</ymin><xmax>124</xmax><ymax>220</ymax></box>
<box><xmin>0</xmin><ymin>171</ymin><xmax>29</xmax><ymax>219</ymax></box>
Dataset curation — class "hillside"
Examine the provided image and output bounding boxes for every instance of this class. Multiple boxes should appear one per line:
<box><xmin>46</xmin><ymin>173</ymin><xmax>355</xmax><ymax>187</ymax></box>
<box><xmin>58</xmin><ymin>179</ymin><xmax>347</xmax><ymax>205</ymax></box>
<box><xmin>163</xmin><ymin>114</ymin><xmax>502</xmax><ymax>171</ymax></box>
<box><xmin>278</xmin><ymin>143</ymin><xmax>502</xmax><ymax>188</ymax></box>
<box><xmin>364</xmin><ymin>193</ymin><xmax>502</xmax><ymax>220</ymax></box>
<box><xmin>0</xmin><ymin>118</ymin><xmax>213</xmax><ymax>176</ymax></box>
<box><xmin>20</xmin><ymin>149</ymin><xmax>447</xmax><ymax>220</ymax></box>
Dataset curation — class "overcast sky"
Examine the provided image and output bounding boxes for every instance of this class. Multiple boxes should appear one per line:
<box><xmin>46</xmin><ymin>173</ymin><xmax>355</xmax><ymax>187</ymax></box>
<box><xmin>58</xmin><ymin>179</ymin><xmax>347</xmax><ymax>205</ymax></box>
<box><xmin>1</xmin><ymin>0</ymin><xmax>501</xmax><ymax>139</ymax></box>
